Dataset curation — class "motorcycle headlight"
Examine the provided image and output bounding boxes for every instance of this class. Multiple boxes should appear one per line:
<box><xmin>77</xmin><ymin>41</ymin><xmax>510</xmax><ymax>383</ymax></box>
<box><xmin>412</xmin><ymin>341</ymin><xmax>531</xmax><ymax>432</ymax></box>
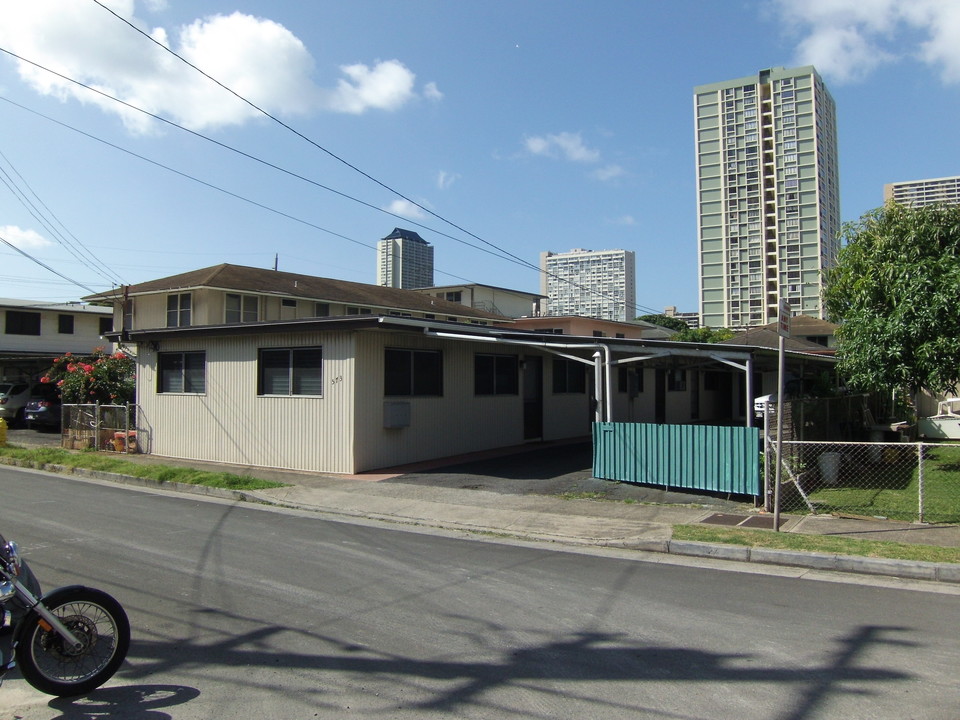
<box><xmin>1</xmin><ymin>541</ymin><xmax>22</xmax><ymax>577</ymax></box>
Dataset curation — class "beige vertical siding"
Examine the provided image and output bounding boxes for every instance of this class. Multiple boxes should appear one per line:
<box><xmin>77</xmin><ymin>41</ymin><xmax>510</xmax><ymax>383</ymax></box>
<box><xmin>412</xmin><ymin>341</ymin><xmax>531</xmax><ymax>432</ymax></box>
<box><xmin>136</xmin><ymin>331</ymin><xmax>356</xmax><ymax>473</ymax></box>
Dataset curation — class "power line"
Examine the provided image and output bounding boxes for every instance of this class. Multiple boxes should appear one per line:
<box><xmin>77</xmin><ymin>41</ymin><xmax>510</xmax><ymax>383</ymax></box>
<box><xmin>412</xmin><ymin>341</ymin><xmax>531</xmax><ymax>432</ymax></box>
<box><xmin>0</xmin><ymin>232</ymin><xmax>98</xmax><ymax>293</ymax></box>
<box><xmin>0</xmin><ymin>40</ymin><xmax>660</xmax><ymax>318</ymax></box>
<box><xmin>87</xmin><ymin>0</ymin><xmax>663</xmax><ymax>317</ymax></box>
<box><xmin>0</xmin><ymin>96</ymin><xmax>484</xmax><ymax>289</ymax></box>
<box><xmin>0</xmin><ymin>148</ymin><xmax>124</xmax><ymax>286</ymax></box>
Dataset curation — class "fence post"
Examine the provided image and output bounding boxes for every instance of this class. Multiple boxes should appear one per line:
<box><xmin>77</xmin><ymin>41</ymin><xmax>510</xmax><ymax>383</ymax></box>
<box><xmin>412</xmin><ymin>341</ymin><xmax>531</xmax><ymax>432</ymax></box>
<box><xmin>917</xmin><ymin>442</ymin><xmax>925</xmax><ymax>524</ymax></box>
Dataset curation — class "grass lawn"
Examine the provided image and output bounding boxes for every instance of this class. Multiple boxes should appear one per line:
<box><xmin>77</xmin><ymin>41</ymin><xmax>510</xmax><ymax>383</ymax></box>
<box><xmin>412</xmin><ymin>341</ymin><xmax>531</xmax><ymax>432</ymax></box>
<box><xmin>673</xmin><ymin>523</ymin><xmax>960</xmax><ymax>565</ymax></box>
<box><xmin>785</xmin><ymin>445</ymin><xmax>960</xmax><ymax>525</ymax></box>
<box><xmin>0</xmin><ymin>445</ymin><xmax>286</xmax><ymax>491</ymax></box>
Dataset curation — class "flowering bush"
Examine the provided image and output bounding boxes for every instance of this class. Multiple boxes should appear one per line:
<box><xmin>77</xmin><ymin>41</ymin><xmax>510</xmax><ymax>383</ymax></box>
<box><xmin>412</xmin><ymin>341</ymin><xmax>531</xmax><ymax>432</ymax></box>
<box><xmin>41</xmin><ymin>348</ymin><xmax>135</xmax><ymax>405</ymax></box>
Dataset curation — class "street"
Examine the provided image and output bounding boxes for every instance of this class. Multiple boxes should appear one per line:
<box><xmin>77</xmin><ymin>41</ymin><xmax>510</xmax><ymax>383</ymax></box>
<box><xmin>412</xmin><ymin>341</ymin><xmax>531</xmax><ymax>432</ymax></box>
<box><xmin>2</xmin><ymin>465</ymin><xmax>959</xmax><ymax>719</ymax></box>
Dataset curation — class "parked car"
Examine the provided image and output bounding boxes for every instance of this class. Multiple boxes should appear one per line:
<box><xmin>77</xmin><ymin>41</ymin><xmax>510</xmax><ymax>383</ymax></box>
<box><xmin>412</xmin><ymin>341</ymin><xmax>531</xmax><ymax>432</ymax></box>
<box><xmin>0</xmin><ymin>382</ymin><xmax>34</xmax><ymax>427</ymax></box>
<box><xmin>23</xmin><ymin>384</ymin><xmax>62</xmax><ymax>431</ymax></box>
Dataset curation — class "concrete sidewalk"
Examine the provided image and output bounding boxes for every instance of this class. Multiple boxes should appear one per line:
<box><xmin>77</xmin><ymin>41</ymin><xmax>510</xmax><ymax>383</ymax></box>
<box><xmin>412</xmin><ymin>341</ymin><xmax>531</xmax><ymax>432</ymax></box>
<box><xmin>3</xmin><ymin>432</ymin><xmax>960</xmax><ymax>584</ymax></box>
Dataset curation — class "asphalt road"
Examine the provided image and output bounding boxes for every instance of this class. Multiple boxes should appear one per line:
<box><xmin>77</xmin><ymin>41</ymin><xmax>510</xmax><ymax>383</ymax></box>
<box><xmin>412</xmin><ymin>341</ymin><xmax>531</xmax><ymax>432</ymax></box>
<box><xmin>2</xmin><ymin>465</ymin><xmax>959</xmax><ymax>719</ymax></box>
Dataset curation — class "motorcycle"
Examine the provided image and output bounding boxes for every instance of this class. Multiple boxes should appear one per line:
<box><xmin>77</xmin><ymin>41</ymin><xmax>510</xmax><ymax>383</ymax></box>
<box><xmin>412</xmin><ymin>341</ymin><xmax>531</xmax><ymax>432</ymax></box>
<box><xmin>0</xmin><ymin>532</ymin><xmax>130</xmax><ymax>696</ymax></box>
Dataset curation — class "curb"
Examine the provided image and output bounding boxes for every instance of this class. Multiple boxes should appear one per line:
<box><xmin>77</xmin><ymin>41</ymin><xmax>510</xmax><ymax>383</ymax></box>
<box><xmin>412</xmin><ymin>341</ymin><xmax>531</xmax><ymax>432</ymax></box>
<box><xmin>3</xmin><ymin>456</ymin><xmax>959</xmax><ymax>585</ymax></box>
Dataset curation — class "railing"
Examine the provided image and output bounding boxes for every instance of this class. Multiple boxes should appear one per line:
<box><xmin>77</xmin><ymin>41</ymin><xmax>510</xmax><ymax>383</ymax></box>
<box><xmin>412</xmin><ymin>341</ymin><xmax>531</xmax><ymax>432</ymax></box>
<box><xmin>61</xmin><ymin>404</ymin><xmax>140</xmax><ymax>453</ymax></box>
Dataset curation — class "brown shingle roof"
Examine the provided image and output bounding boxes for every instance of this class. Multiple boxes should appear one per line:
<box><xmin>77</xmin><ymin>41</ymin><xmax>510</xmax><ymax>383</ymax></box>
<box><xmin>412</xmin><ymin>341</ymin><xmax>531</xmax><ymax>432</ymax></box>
<box><xmin>84</xmin><ymin>264</ymin><xmax>503</xmax><ymax>320</ymax></box>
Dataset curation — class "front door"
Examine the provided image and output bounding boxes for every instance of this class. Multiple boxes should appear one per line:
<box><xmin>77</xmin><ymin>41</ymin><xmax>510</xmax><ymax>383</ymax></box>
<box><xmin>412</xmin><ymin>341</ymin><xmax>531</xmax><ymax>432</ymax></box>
<box><xmin>523</xmin><ymin>356</ymin><xmax>543</xmax><ymax>440</ymax></box>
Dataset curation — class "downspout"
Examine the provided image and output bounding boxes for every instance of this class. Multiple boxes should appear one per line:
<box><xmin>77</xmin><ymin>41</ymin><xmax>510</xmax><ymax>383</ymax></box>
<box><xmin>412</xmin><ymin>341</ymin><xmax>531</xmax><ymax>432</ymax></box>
<box><xmin>600</xmin><ymin>343</ymin><xmax>613</xmax><ymax>423</ymax></box>
<box><xmin>593</xmin><ymin>351</ymin><xmax>603</xmax><ymax>423</ymax></box>
<box><xmin>745</xmin><ymin>354</ymin><xmax>754</xmax><ymax>429</ymax></box>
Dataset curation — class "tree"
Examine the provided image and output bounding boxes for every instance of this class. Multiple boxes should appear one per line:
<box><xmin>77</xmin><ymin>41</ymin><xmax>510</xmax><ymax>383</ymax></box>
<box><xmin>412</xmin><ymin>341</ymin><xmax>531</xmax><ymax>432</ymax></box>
<box><xmin>41</xmin><ymin>348</ymin><xmax>135</xmax><ymax>405</ymax></box>
<box><xmin>672</xmin><ymin>326</ymin><xmax>734</xmax><ymax>343</ymax></box>
<box><xmin>636</xmin><ymin>314</ymin><xmax>687</xmax><ymax>333</ymax></box>
<box><xmin>823</xmin><ymin>203</ymin><xmax>960</xmax><ymax>397</ymax></box>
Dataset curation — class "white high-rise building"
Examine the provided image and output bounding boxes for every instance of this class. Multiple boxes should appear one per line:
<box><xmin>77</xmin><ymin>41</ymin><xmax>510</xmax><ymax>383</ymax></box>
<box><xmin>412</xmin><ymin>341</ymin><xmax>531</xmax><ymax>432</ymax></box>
<box><xmin>377</xmin><ymin>228</ymin><xmax>434</xmax><ymax>289</ymax></box>
<box><xmin>694</xmin><ymin>66</ymin><xmax>840</xmax><ymax>329</ymax></box>
<box><xmin>884</xmin><ymin>176</ymin><xmax>960</xmax><ymax>207</ymax></box>
<box><xmin>539</xmin><ymin>248</ymin><xmax>636</xmax><ymax>321</ymax></box>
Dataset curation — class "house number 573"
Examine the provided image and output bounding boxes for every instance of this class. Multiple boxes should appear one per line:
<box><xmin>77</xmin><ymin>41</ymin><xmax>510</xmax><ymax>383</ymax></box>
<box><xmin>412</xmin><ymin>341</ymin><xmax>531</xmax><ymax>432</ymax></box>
<box><xmin>331</xmin><ymin>376</ymin><xmax>343</xmax><ymax>385</ymax></box>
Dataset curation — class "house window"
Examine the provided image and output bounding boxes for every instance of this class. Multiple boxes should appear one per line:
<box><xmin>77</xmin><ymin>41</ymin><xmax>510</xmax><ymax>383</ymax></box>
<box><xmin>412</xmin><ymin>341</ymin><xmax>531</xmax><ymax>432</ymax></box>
<box><xmin>347</xmin><ymin>306</ymin><xmax>373</xmax><ymax>315</ymax></box>
<box><xmin>58</xmin><ymin>314</ymin><xmax>74</xmax><ymax>334</ymax></box>
<box><xmin>445</xmin><ymin>291</ymin><xmax>462</xmax><ymax>303</ymax></box>
<box><xmin>385</xmin><ymin>348</ymin><xmax>442</xmax><ymax>396</ymax></box>
<box><xmin>158</xmin><ymin>351</ymin><xmax>205</xmax><ymax>393</ymax></box>
<box><xmin>5</xmin><ymin>310</ymin><xmax>41</xmax><ymax>336</ymax></box>
<box><xmin>99</xmin><ymin>316</ymin><xmax>113</xmax><ymax>335</ymax></box>
<box><xmin>313</xmin><ymin>303</ymin><xmax>330</xmax><ymax>317</ymax></box>
<box><xmin>122</xmin><ymin>299</ymin><xmax>134</xmax><ymax>331</ymax></box>
<box><xmin>618</xmin><ymin>367</ymin><xmax>643</xmax><ymax>395</ymax></box>
<box><xmin>667</xmin><ymin>369</ymin><xmax>687</xmax><ymax>392</ymax></box>
<box><xmin>225</xmin><ymin>294</ymin><xmax>258</xmax><ymax>324</ymax></box>
<box><xmin>474</xmin><ymin>354</ymin><xmax>518</xmax><ymax>395</ymax></box>
<box><xmin>166</xmin><ymin>293</ymin><xmax>191</xmax><ymax>328</ymax></box>
<box><xmin>259</xmin><ymin>347</ymin><xmax>323</xmax><ymax>396</ymax></box>
<box><xmin>552</xmin><ymin>357</ymin><xmax>586</xmax><ymax>394</ymax></box>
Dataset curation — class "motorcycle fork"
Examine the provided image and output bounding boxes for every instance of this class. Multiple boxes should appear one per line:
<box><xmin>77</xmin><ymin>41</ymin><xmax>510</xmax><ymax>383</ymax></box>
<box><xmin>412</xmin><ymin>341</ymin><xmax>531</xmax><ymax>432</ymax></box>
<box><xmin>14</xmin><ymin>580</ymin><xmax>84</xmax><ymax>652</ymax></box>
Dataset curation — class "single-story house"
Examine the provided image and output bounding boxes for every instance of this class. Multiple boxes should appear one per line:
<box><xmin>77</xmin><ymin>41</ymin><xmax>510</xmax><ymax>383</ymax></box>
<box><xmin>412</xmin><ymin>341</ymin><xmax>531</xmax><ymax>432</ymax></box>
<box><xmin>85</xmin><ymin>264</ymin><xmax>836</xmax><ymax>474</ymax></box>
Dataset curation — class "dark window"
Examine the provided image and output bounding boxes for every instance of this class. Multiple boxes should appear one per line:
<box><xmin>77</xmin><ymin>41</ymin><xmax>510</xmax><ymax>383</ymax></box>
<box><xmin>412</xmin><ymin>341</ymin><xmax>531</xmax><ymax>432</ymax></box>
<box><xmin>313</xmin><ymin>303</ymin><xmax>330</xmax><ymax>317</ymax></box>
<box><xmin>225</xmin><ymin>294</ymin><xmax>258</xmax><ymax>323</ymax></box>
<box><xmin>474</xmin><ymin>354</ymin><xmax>519</xmax><ymax>395</ymax></box>
<box><xmin>385</xmin><ymin>348</ymin><xmax>442</xmax><ymax>396</ymax></box>
<box><xmin>445</xmin><ymin>291</ymin><xmax>462</xmax><ymax>303</ymax></box>
<box><xmin>122</xmin><ymin>299</ymin><xmax>134</xmax><ymax>331</ymax></box>
<box><xmin>347</xmin><ymin>306</ymin><xmax>372</xmax><ymax>315</ymax></box>
<box><xmin>99</xmin><ymin>316</ymin><xmax>113</xmax><ymax>335</ymax></box>
<box><xmin>259</xmin><ymin>347</ymin><xmax>323</xmax><ymax>396</ymax></box>
<box><xmin>552</xmin><ymin>357</ymin><xmax>586</xmax><ymax>394</ymax></box>
<box><xmin>5</xmin><ymin>310</ymin><xmax>41</xmax><ymax>336</ymax></box>
<box><xmin>58</xmin><ymin>314</ymin><xmax>74</xmax><ymax>334</ymax></box>
<box><xmin>166</xmin><ymin>294</ymin><xmax>191</xmax><ymax>328</ymax></box>
<box><xmin>158</xmin><ymin>351</ymin><xmax>205</xmax><ymax>393</ymax></box>
<box><xmin>667</xmin><ymin>369</ymin><xmax>687</xmax><ymax>392</ymax></box>
<box><xmin>618</xmin><ymin>367</ymin><xmax>643</xmax><ymax>395</ymax></box>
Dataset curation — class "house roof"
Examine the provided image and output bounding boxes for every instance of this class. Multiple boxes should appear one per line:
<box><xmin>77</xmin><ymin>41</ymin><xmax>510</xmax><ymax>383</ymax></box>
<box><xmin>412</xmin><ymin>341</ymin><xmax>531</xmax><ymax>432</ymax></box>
<box><xmin>761</xmin><ymin>315</ymin><xmax>837</xmax><ymax>336</ymax></box>
<box><xmin>382</xmin><ymin>227</ymin><xmax>428</xmax><ymax>244</ymax></box>
<box><xmin>720</xmin><ymin>325</ymin><xmax>833</xmax><ymax>353</ymax></box>
<box><xmin>0</xmin><ymin>298</ymin><xmax>111</xmax><ymax>315</ymax></box>
<box><xmin>82</xmin><ymin>264</ymin><xmax>502</xmax><ymax>321</ymax></box>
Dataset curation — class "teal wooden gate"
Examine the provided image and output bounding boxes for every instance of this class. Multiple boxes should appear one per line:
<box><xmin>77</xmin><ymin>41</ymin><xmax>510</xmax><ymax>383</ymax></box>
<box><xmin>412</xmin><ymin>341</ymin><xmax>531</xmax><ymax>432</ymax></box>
<box><xmin>593</xmin><ymin>422</ymin><xmax>760</xmax><ymax>497</ymax></box>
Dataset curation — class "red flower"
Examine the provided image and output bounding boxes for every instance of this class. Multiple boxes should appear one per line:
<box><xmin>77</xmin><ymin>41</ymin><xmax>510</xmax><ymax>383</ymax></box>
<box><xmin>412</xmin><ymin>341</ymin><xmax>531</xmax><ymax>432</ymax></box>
<box><xmin>40</xmin><ymin>376</ymin><xmax>50</xmax><ymax>383</ymax></box>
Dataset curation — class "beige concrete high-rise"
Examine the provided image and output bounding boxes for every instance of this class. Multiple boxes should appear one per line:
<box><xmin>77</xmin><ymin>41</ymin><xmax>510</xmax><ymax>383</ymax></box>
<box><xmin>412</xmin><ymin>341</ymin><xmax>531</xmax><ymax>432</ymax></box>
<box><xmin>539</xmin><ymin>248</ymin><xmax>636</xmax><ymax>321</ymax></box>
<box><xmin>694</xmin><ymin>66</ymin><xmax>840</xmax><ymax>329</ymax></box>
<box><xmin>884</xmin><ymin>176</ymin><xmax>960</xmax><ymax>207</ymax></box>
<box><xmin>377</xmin><ymin>228</ymin><xmax>434</xmax><ymax>289</ymax></box>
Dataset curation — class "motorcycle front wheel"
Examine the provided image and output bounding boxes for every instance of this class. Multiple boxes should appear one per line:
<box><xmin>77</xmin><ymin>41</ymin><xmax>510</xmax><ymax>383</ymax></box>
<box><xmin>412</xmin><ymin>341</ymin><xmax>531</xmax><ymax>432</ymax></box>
<box><xmin>16</xmin><ymin>586</ymin><xmax>130</xmax><ymax>696</ymax></box>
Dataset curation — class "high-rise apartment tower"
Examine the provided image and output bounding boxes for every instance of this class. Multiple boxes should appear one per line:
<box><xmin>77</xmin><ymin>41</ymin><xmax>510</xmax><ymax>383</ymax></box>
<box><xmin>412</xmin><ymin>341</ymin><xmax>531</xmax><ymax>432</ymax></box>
<box><xmin>694</xmin><ymin>66</ymin><xmax>840</xmax><ymax>329</ymax></box>
<box><xmin>884</xmin><ymin>176</ymin><xmax>960</xmax><ymax>207</ymax></box>
<box><xmin>539</xmin><ymin>248</ymin><xmax>636</xmax><ymax>321</ymax></box>
<box><xmin>377</xmin><ymin>228</ymin><xmax>434</xmax><ymax>289</ymax></box>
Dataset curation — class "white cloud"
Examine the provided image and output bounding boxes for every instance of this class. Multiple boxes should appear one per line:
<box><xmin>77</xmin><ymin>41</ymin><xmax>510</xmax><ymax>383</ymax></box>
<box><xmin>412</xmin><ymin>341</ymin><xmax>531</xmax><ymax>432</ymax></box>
<box><xmin>385</xmin><ymin>198</ymin><xmax>427</xmax><ymax>220</ymax></box>
<box><xmin>0</xmin><ymin>0</ymin><xmax>426</xmax><ymax>132</ymax></box>
<box><xmin>0</xmin><ymin>225</ymin><xmax>51</xmax><ymax>249</ymax></box>
<box><xmin>774</xmin><ymin>0</ymin><xmax>960</xmax><ymax>84</ymax></box>
<box><xmin>591</xmin><ymin>164</ymin><xmax>626</xmax><ymax>182</ymax></box>
<box><xmin>437</xmin><ymin>170</ymin><xmax>460</xmax><ymax>190</ymax></box>
<box><xmin>325</xmin><ymin>59</ymin><xmax>417</xmax><ymax>114</ymax></box>
<box><xmin>608</xmin><ymin>215</ymin><xmax>636</xmax><ymax>226</ymax></box>
<box><xmin>525</xmin><ymin>132</ymin><xmax>600</xmax><ymax>163</ymax></box>
<box><xmin>423</xmin><ymin>81</ymin><xmax>443</xmax><ymax>101</ymax></box>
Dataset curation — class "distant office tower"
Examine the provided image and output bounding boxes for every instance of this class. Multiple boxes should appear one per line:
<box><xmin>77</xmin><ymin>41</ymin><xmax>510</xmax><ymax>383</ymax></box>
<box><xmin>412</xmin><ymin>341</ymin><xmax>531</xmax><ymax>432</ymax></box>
<box><xmin>694</xmin><ymin>66</ymin><xmax>840</xmax><ymax>329</ymax></box>
<box><xmin>884</xmin><ymin>176</ymin><xmax>960</xmax><ymax>207</ymax></box>
<box><xmin>377</xmin><ymin>228</ymin><xmax>434</xmax><ymax>289</ymax></box>
<box><xmin>540</xmin><ymin>248</ymin><xmax>636</xmax><ymax>321</ymax></box>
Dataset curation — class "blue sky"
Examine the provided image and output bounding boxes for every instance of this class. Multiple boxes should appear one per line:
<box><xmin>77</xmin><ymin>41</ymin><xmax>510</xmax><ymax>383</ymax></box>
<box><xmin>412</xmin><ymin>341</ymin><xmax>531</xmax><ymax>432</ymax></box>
<box><xmin>1</xmin><ymin>0</ymin><xmax>959</xmax><ymax>316</ymax></box>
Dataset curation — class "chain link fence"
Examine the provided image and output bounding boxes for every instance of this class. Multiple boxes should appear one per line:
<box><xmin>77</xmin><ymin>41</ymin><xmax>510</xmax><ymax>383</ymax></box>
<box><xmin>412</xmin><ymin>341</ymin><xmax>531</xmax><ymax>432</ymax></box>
<box><xmin>61</xmin><ymin>404</ymin><xmax>140</xmax><ymax>453</ymax></box>
<box><xmin>766</xmin><ymin>440</ymin><xmax>960</xmax><ymax>524</ymax></box>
